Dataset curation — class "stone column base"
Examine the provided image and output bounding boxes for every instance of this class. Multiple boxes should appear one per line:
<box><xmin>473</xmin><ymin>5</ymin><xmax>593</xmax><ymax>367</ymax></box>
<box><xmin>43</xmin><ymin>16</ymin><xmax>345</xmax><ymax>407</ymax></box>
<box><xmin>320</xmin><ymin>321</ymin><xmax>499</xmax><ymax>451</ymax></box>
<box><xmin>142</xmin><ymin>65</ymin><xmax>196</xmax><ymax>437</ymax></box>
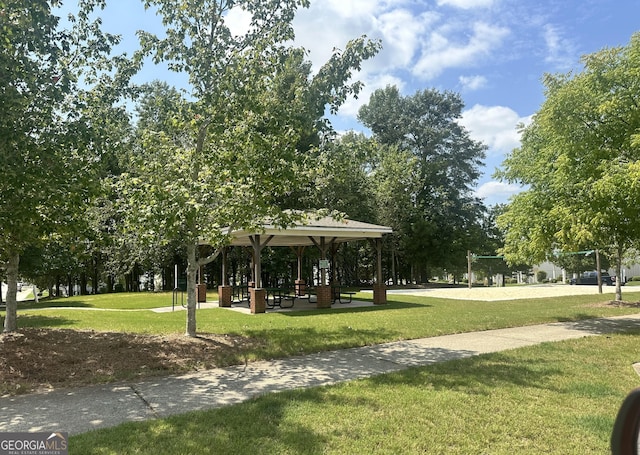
<box><xmin>250</xmin><ymin>288</ymin><xmax>266</xmax><ymax>314</ymax></box>
<box><xmin>316</xmin><ymin>285</ymin><xmax>332</xmax><ymax>308</ymax></box>
<box><xmin>218</xmin><ymin>285</ymin><xmax>232</xmax><ymax>307</ymax></box>
<box><xmin>373</xmin><ymin>284</ymin><xmax>387</xmax><ymax>305</ymax></box>
<box><xmin>295</xmin><ymin>279</ymin><xmax>306</xmax><ymax>296</ymax></box>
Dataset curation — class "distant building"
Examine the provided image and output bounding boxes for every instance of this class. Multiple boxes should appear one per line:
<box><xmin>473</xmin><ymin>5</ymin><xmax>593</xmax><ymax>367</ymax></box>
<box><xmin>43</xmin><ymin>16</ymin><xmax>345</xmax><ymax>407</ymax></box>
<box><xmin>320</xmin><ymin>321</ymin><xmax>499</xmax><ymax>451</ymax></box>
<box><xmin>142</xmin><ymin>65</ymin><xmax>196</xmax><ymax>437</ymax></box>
<box><xmin>535</xmin><ymin>261</ymin><xmax>640</xmax><ymax>283</ymax></box>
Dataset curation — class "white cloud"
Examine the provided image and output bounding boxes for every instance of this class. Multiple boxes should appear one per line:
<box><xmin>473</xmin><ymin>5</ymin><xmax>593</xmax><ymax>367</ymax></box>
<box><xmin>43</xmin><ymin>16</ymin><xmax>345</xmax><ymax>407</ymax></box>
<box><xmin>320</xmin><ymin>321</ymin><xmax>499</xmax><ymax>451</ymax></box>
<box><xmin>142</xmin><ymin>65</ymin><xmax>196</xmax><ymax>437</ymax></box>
<box><xmin>475</xmin><ymin>181</ymin><xmax>523</xmax><ymax>205</ymax></box>
<box><xmin>413</xmin><ymin>22</ymin><xmax>510</xmax><ymax>80</ymax></box>
<box><xmin>459</xmin><ymin>75</ymin><xmax>488</xmax><ymax>91</ymax></box>
<box><xmin>460</xmin><ymin>105</ymin><xmax>531</xmax><ymax>156</ymax></box>
<box><xmin>294</xmin><ymin>2</ymin><xmax>436</xmax><ymax>75</ymax></box>
<box><xmin>543</xmin><ymin>24</ymin><xmax>578</xmax><ymax>69</ymax></box>
<box><xmin>323</xmin><ymin>0</ymin><xmax>386</xmax><ymax>17</ymax></box>
<box><xmin>225</xmin><ymin>6</ymin><xmax>252</xmax><ymax>37</ymax></box>
<box><xmin>374</xmin><ymin>9</ymin><xmax>438</xmax><ymax>69</ymax></box>
<box><xmin>437</xmin><ymin>0</ymin><xmax>496</xmax><ymax>9</ymax></box>
<box><xmin>291</xmin><ymin>0</ymin><xmax>431</xmax><ymax>123</ymax></box>
<box><xmin>293</xmin><ymin>2</ymin><xmax>379</xmax><ymax>73</ymax></box>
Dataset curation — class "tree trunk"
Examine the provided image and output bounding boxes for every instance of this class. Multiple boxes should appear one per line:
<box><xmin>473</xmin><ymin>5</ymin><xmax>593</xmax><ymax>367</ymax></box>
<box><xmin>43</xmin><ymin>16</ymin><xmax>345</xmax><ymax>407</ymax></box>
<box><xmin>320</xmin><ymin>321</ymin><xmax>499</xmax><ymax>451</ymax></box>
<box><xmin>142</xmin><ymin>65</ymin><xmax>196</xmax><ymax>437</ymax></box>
<box><xmin>92</xmin><ymin>254</ymin><xmax>99</xmax><ymax>294</ymax></box>
<box><xmin>3</xmin><ymin>253</ymin><xmax>20</xmax><ymax>333</ymax></box>
<box><xmin>615</xmin><ymin>247</ymin><xmax>623</xmax><ymax>302</ymax></box>
<box><xmin>80</xmin><ymin>272</ymin><xmax>88</xmax><ymax>295</ymax></box>
<box><xmin>185</xmin><ymin>241</ymin><xmax>198</xmax><ymax>337</ymax></box>
<box><xmin>391</xmin><ymin>244</ymin><xmax>397</xmax><ymax>286</ymax></box>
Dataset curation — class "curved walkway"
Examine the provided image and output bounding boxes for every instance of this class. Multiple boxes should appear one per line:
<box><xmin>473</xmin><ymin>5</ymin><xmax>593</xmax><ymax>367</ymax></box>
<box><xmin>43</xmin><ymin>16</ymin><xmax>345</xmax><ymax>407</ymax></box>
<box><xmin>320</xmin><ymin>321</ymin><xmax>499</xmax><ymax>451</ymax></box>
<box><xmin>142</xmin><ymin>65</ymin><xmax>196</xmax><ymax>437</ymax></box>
<box><xmin>1</xmin><ymin>313</ymin><xmax>639</xmax><ymax>436</ymax></box>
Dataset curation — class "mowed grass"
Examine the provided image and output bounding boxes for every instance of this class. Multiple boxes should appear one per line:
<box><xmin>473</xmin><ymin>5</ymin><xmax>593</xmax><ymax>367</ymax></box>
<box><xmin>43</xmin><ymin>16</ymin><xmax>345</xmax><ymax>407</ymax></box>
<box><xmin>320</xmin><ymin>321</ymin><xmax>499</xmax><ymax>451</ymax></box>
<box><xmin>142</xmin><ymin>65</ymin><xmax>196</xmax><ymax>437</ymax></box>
<box><xmin>70</xmin><ymin>331</ymin><xmax>640</xmax><ymax>454</ymax></box>
<box><xmin>4</xmin><ymin>288</ymin><xmax>640</xmax><ymax>452</ymax></box>
<box><xmin>9</xmin><ymin>289</ymin><xmax>640</xmax><ymax>361</ymax></box>
<box><xmin>18</xmin><ymin>291</ymin><xmax>183</xmax><ymax>310</ymax></box>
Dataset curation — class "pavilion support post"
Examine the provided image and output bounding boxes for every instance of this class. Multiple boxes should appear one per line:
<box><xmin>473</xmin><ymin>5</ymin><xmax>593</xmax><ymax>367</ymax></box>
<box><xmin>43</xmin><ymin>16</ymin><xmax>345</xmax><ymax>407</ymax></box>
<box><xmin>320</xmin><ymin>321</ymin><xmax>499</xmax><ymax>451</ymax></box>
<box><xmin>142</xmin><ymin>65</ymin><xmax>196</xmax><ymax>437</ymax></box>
<box><xmin>330</xmin><ymin>242</ymin><xmax>341</xmax><ymax>302</ymax></box>
<box><xmin>221</xmin><ymin>247</ymin><xmax>228</xmax><ymax>286</ymax></box>
<box><xmin>294</xmin><ymin>279</ymin><xmax>306</xmax><ymax>296</ymax></box>
<box><xmin>218</xmin><ymin>284</ymin><xmax>232</xmax><ymax>307</ymax></box>
<box><xmin>218</xmin><ymin>247</ymin><xmax>234</xmax><ymax>307</ymax></box>
<box><xmin>316</xmin><ymin>285</ymin><xmax>332</xmax><ymax>309</ymax></box>
<box><xmin>250</xmin><ymin>287</ymin><xmax>266</xmax><ymax>314</ymax></box>
<box><xmin>310</xmin><ymin>236</ymin><xmax>334</xmax><ymax>308</ymax></box>
<box><xmin>371</xmin><ymin>238</ymin><xmax>387</xmax><ymax>305</ymax></box>
<box><xmin>218</xmin><ymin>247</ymin><xmax>232</xmax><ymax>307</ymax></box>
<box><xmin>292</xmin><ymin>246</ymin><xmax>306</xmax><ymax>296</ymax></box>
<box><xmin>248</xmin><ymin>235</ymin><xmax>273</xmax><ymax>313</ymax></box>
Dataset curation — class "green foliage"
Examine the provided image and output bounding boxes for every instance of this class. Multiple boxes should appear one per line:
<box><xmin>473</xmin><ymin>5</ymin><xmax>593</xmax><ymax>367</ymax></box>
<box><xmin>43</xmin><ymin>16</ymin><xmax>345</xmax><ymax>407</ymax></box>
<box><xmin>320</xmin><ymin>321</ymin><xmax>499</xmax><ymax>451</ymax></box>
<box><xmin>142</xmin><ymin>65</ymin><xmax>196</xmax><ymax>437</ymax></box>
<box><xmin>118</xmin><ymin>0</ymin><xmax>380</xmax><ymax>336</ymax></box>
<box><xmin>302</xmin><ymin>132</ymin><xmax>377</xmax><ymax>219</ymax></box>
<box><xmin>497</xmin><ymin>33</ymin><xmax>640</xmax><ymax>300</ymax></box>
<box><xmin>0</xmin><ymin>0</ymin><xmax>132</xmax><ymax>331</ymax></box>
<box><xmin>358</xmin><ymin>85</ymin><xmax>487</xmax><ymax>280</ymax></box>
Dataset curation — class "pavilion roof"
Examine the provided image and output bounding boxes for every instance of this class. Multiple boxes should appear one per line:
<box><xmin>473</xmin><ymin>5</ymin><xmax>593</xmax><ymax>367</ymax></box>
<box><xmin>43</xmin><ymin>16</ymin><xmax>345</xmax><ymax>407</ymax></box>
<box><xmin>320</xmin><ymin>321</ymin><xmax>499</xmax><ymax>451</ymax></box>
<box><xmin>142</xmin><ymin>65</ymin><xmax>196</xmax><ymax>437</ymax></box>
<box><xmin>223</xmin><ymin>215</ymin><xmax>392</xmax><ymax>247</ymax></box>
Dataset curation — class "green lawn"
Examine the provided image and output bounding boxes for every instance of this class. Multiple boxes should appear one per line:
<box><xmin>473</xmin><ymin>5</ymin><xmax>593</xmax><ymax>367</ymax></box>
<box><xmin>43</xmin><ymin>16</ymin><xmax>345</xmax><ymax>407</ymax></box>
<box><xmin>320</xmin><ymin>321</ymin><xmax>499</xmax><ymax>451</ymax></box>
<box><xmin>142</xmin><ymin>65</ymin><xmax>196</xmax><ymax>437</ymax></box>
<box><xmin>70</xmin><ymin>331</ymin><xmax>640</xmax><ymax>454</ymax></box>
<box><xmin>17</xmin><ymin>291</ymin><xmax>183</xmax><ymax>311</ymax></box>
<box><xmin>4</xmin><ymin>289</ymin><xmax>640</xmax><ymax>453</ymax></box>
<box><xmin>11</xmin><ymin>289</ymin><xmax>640</xmax><ymax>361</ymax></box>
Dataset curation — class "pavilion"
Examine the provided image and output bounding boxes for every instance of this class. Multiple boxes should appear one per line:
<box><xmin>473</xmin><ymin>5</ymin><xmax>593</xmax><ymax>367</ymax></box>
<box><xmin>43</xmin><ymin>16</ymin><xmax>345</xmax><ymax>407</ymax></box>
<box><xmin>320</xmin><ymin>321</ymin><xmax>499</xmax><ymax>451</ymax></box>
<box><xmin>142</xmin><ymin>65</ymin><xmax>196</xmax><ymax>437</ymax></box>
<box><xmin>213</xmin><ymin>214</ymin><xmax>392</xmax><ymax>313</ymax></box>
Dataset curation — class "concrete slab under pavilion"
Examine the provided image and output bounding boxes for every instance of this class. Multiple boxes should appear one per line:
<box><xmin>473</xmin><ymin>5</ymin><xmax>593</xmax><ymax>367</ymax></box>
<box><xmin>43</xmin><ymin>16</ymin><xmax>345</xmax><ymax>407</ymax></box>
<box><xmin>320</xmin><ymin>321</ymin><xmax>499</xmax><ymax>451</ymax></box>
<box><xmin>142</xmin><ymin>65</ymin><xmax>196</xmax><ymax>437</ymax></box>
<box><xmin>211</xmin><ymin>215</ymin><xmax>392</xmax><ymax>313</ymax></box>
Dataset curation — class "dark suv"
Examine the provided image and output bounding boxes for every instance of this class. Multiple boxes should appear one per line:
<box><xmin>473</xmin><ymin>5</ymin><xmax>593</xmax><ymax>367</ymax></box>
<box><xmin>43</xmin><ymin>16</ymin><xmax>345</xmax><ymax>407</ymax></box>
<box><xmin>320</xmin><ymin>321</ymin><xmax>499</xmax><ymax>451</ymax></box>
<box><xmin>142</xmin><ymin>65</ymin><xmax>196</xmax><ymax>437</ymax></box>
<box><xmin>570</xmin><ymin>271</ymin><xmax>614</xmax><ymax>285</ymax></box>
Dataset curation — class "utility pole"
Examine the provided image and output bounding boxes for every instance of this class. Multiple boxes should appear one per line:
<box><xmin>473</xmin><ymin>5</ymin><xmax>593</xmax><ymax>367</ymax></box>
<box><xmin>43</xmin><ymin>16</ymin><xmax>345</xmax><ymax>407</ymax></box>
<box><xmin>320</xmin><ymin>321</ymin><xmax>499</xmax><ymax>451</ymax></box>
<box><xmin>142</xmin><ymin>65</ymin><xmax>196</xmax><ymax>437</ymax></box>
<box><xmin>596</xmin><ymin>249</ymin><xmax>602</xmax><ymax>294</ymax></box>
<box><xmin>467</xmin><ymin>250</ymin><xmax>472</xmax><ymax>289</ymax></box>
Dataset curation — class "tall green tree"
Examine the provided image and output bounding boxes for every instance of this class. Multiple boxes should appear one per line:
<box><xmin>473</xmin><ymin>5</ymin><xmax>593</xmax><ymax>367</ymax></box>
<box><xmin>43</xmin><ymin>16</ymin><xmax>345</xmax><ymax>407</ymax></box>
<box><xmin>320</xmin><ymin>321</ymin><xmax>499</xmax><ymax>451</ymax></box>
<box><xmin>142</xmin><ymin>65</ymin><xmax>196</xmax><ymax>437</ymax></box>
<box><xmin>123</xmin><ymin>0</ymin><xmax>380</xmax><ymax>336</ymax></box>
<box><xmin>0</xmin><ymin>0</ymin><xmax>127</xmax><ymax>332</ymax></box>
<box><xmin>368</xmin><ymin>143</ymin><xmax>419</xmax><ymax>283</ymax></box>
<box><xmin>307</xmin><ymin>132</ymin><xmax>376</xmax><ymax>220</ymax></box>
<box><xmin>497</xmin><ymin>33</ymin><xmax>640</xmax><ymax>300</ymax></box>
<box><xmin>358</xmin><ymin>86</ymin><xmax>487</xmax><ymax>280</ymax></box>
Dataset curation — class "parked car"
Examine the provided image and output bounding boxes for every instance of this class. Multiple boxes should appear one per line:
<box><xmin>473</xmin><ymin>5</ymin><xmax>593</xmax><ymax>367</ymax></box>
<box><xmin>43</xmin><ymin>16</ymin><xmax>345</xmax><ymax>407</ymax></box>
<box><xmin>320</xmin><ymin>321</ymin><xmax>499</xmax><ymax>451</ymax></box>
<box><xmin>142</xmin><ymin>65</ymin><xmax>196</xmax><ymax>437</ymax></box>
<box><xmin>570</xmin><ymin>271</ymin><xmax>614</xmax><ymax>285</ymax></box>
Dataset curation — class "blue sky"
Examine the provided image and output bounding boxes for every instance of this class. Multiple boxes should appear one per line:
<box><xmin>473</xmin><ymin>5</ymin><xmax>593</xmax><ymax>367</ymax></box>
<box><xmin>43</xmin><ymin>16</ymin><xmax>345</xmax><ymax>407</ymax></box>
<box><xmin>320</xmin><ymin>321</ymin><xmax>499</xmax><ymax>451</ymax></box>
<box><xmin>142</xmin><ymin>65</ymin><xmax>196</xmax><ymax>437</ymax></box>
<box><xmin>70</xmin><ymin>0</ymin><xmax>640</xmax><ymax>206</ymax></box>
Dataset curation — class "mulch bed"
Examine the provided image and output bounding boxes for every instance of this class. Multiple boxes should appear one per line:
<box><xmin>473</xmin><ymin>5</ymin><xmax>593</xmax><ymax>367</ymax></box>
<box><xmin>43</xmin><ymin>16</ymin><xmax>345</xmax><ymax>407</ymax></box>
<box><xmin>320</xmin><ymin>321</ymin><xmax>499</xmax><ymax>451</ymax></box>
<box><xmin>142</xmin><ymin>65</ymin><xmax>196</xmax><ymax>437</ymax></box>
<box><xmin>0</xmin><ymin>328</ymin><xmax>259</xmax><ymax>397</ymax></box>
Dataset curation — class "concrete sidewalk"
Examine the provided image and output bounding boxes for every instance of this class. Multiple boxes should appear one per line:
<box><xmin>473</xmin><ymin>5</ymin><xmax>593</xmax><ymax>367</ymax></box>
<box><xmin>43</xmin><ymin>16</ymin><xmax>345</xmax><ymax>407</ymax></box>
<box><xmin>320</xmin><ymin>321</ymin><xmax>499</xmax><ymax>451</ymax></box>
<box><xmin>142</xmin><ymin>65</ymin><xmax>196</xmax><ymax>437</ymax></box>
<box><xmin>1</xmin><ymin>314</ymin><xmax>639</xmax><ymax>436</ymax></box>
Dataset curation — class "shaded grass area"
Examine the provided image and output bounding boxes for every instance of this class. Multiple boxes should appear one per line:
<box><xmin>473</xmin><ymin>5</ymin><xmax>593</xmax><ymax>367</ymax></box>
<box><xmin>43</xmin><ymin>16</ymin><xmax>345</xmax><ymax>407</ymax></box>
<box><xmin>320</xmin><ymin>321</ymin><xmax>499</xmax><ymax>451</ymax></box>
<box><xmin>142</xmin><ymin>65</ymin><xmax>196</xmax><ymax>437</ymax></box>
<box><xmin>15</xmin><ymin>291</ymin><xmax>640</xmax><ymax>344</ymax></box>
<box><xmin>16</xmin><ymin>292</ymin><xmax>189</xmax><ymax>310</ymax></box>
<box><xmin>2</xmin><ymin>290</ymin><xmax>639</xmax><ymax>396</ymax></box>
<box><xmin>6</xmin><ymin>291</ymin><xmax>640</xmax><ymax>356</ymax></box>
<box><xmin>70</xmin><ymin>331</ymin><xmax>640</xmax><ymax>454</ymax></box>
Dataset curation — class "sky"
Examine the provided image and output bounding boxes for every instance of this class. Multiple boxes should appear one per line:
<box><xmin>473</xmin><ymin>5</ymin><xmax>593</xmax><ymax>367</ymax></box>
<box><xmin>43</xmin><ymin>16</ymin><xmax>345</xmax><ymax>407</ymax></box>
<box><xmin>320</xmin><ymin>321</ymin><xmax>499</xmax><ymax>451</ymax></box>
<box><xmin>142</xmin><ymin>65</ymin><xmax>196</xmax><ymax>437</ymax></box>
<box><xmin>66</xmin><ymin>0</ymin><xmax>640</xmax><ymax>206</ymax></box>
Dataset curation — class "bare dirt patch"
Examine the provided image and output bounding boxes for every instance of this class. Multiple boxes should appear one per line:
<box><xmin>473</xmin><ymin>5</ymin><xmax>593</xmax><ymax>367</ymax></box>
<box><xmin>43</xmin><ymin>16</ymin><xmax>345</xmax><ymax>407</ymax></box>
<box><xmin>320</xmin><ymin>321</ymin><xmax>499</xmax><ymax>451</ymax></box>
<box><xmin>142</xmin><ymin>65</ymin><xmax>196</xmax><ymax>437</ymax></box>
<box><xmin>0</xmin><ymin>328</ymin><xmax>260</xmax><ymax>397</ymax></box>
<box><xmin>586</xmin><ymin>300</ymin><xmax>640</xmax><ymax>308</ymax></box>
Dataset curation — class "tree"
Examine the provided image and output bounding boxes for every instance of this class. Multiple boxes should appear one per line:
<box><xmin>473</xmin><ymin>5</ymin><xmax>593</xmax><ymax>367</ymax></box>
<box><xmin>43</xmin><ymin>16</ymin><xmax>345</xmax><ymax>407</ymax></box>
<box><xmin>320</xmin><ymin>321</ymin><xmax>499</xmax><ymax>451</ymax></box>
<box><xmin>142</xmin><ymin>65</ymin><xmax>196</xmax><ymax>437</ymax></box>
<box><xmin>122</xmin><ymin>0</ymin><xmax>380</xmax><ymax>336</ymax></box>
<box><xmin>358</xmin><ymin>86</ymin><xmax>487</xmax><ymax>281</ymax></box>
<box><xmin>497</xmin><ymin>33</ymin><xmax>640</xmax><ymax>301</ymax></box>
<box><xmin>0</xmin><ymin>0</ymin><xmax>127</xmax><ymax>332</ymax></box>
<box><xmin>306</xmin><ymin>132</ymin><xmax>376</xmax><ymax>220</ymax></box>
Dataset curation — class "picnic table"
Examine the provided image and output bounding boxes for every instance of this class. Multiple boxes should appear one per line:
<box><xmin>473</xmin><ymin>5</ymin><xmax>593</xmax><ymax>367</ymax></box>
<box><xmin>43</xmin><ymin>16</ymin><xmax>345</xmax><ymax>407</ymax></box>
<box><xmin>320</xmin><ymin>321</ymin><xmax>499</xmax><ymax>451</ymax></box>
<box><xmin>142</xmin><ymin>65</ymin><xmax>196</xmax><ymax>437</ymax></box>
<box><xmin>331</xmin><ymin>285</ymin><xmax>356</xmax><ymax>304</ymax></box>
<box><xmin>265</xmin><ymin>287</ymin><xmax>295</xmax><ymax>309</ymax></box>
<box><xmin>232</xmin><ymin>285</ymin><xmax>250</xmax><ymax>305</ymax></box>
<box><xmin>301</xmin><ymin>285</ymin><xmax>356</xmax><ymax>304</ymax></box>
